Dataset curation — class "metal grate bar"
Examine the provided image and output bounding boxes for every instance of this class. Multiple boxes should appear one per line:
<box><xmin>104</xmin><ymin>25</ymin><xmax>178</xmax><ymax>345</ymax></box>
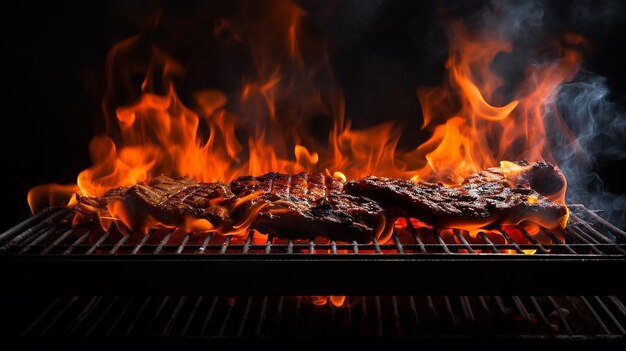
<box><xmin>0</xmin><ymin>209</ymin><xmax>69</xmax><ymax>247</ymax></box>
<box><xmin>392</xmin><ymin>231</ymin><xmax>404</xmax><ymax>254</ymax></box>
<box><xmin>499</xmin><ymin>230</ymin><xmax>525</xmax><ymax>254</ymax></box>
<box><xmin>478</xmin><ymin>232</ymin><xmax>500</xmax><ymax>253</ymax></box>
<box><xmin>109</xmin><ymin>234</ymin><xmax>130</xmax><ymax>254</ymax></box>
<box><xmin>162</xmin><ymin>296</ymin><xmax>187</xmax><ymax>336</ymax></box>
<box><xmin>41</xmin><ymin>228</ymin><xmax>74</xmax><ymax>255</ymax></box>
<box><xmin>17</xmin><ymin>226</ymin><xmax>59</xmax><ymax>255</ymax></box>
<box><xmin>176</xmin><ymin>234</ymin><xmax>192</xmax><ymax>254</ymax></box>
<box><xmin>41</xmin><ymin>296</ymin><xmax>79</xmax><ymax>336</ymax></box>
<box><xmin>85</xmin><ymin>295</ymin><xmax>120</xmax><ymax>336</ymax></box>
<box><xmin>199</xmin><ymin>296</ymin><xmax>219</xmax><ymax>335</ymax></box>
<box><xmin>570</xmin><ymin>213</ymin><xmax>615</xmax><ymax>244</ymax></box>
<box><xmin>124</xmin><ymin>296</ymin><xmax>152</xmax><ymax>335</ymax></box>
<box><xmin>198</xmin><ymin>233</ymin><xmax>213</xmax><ymax>254</ymax></box>
<box><xmin>528</xmin><ymin>296</ymin><xmax>553</xmax><ymax>333</ymax></box>
<box><xmin>433</xmin><ymin>231</ymin><xmax>452</xmax><ymax>254</ymax></box>
<box><xmin>62</xmin><ymin>230</ymin><xmax>91</xmax><ymax>255</ymax></box>
<box><xmin>63</xmin><ymin>296</ymin><xmax>101</xmax><ymax>335</ymax></box>
<box><xmin>404</xmin><ymin>219</ymin><xmax>427</xmax><ymax>253</ymax></box>
<box><xmin>236</xmin><ymin>296</ymin><xmax>254</xmax><ymax>336</ymax></box>
<box><xmin>593</xmin><ymin>296</ymin><xmax>626</xmax><ymax>334</ymax></box>
<box><xmin>180</xmin><ymin>296</ymin><xmax>203</xmax><ymax>336</ymax></box>
<box><xmin>547</xmin><ymin>296</ymin><xmax>573</xmax><ymax>335</ymax></box>
<box><xmin>455</xmin><ymin>232</ymin><xmax>475</xmax><ymax>254</ymax></box>
<box><xmin>154</xmin><ymin>232</ymin><xmax>173</xmax><ymax>254</ymax></box>
<box><xmin>372</xmin><ymin>236</ymin><xmax>382</xmax><ymax>254</ymax></box>
<box><xmin>570</xmin><ymin>204</ymin><xmax>626</xmax><ymax>241</ymax></box>
<box><xmin>21</xmin><ymin>296</ymin><xmax>63</xmax><ymax>336</ymax></box>
<box><xmin>0</xmin><ymin>207</ymin><xmax>61</xmax><ymax>245</ymax></box>
<box><xmin>242</xmin><ymin>231</ymin><xmax>253</xmax><ymax>254</ymax></box>
<box><xmin>217</xmin><ymin>297</ymin><xmax>235</xmax><ymax>336</ymax></box>
<box><xmin>131</xmin><ymin>231</ymin><xmax>153</xmax><ymax>254</ymax></box>
<box><xmin>106</xmin><ymin>296</ymin><xmax>135</xmax><ymax>336</ymax></box>
<box><xmin>517</xmin><ymin>228</ymin><xmax>549</xmax><ymax>254</ymax></box>
<box><xmin>254</xmin><ymin>296</ymin><xmax>268</xmax><ymax>336</ymax></box>
<box><xmin>85</xmin><ymin>229</ymin><xmax>112</xmax><ymax>254</ymax></box>
<box><xmin>577</xmin><ymin>296</ymin><xmax>611</xmax><ymax>334</ymax></box>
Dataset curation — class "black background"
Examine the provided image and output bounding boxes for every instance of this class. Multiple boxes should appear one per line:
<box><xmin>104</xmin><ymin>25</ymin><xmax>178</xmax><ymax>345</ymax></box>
<box><xmin>2</xmin><ymin>0</ymin><xmax>625</xmax><ymax>231</ymax></box>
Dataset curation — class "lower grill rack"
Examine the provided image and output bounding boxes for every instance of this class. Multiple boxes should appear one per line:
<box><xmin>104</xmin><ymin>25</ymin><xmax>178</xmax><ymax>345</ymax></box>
<box><xmin>4</xmin><ymin>295</ymin><xmax>624</xmax><ymax>345</ymax></box>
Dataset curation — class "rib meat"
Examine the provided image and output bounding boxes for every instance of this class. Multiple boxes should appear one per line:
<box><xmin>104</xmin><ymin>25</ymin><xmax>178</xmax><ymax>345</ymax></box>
<box><xmin>345</xmin><ymin>162</ymin><xmax>568</xmax><ymax>230</ymax></box>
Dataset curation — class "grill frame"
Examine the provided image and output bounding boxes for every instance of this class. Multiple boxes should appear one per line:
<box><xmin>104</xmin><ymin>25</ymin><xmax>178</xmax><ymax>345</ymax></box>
<box><xmin>1</xmin><ymin>204</ymin><xmax>625</xmax><ymax>295</ymax></box>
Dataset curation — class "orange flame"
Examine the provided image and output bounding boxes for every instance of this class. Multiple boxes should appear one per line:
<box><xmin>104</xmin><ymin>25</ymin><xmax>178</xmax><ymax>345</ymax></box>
<box><xmin>29</xmin><ymin>3</ymin><xmax>578</xmax><ymax>243</ymax></box>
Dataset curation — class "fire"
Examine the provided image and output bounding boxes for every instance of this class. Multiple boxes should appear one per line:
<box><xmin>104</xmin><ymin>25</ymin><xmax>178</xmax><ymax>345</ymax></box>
<box><xmin>29</xmin><ymin>1</ymin><xmax>579</xmax><ymax>247</ymax></box>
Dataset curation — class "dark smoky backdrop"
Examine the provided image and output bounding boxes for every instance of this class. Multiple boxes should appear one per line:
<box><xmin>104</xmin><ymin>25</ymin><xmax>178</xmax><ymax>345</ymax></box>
<box><xmin>2</xmin><ymin>0</ymin><xmax>625</xmax><ymax>230</ymax></box>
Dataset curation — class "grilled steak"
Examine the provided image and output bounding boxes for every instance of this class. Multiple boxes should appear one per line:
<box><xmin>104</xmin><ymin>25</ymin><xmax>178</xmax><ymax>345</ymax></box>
<box><xmin>230</xmin><ymin>172</ymin><xmax>383</xmax><ymax>242</ymax></box>
<box><xmin>122</xmin><ymin>176</ymin><xmax>234</xmax><ymax>230</ymax></box>
<box><xmin>76</xmin><ymin>175</ymin><xmax>234</xmax><ymax>231</ymax></box>
<box><xmin>345</xmin><ymin>162</ymin><xmax>568</xmax><ymax>230</ymax></box>
<box><xmin>253</xmin><ymin>194</ymin><xmax>386</xmax><ymax>243</ymax></box>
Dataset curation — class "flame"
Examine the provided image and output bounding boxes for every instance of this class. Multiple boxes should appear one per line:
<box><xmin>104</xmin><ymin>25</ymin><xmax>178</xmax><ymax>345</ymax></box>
<box><xmin>30</xmin><ymin>3</ymin><xmax>579</xmax><ymax>245</ymax></box>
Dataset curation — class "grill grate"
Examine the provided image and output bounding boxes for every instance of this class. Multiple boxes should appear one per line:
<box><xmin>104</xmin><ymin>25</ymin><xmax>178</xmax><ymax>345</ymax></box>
<box><xmin>1</xmin><ymin>204</ymin><xmax>625</xmax><ymax>256</ymax></box>
<box><xmin>1</xmin><ymin>204</ymin><xmax>625</xmax><ymax>296</ymax></box>
<box><xmin>6</xmin><ymin>295</ymin><xmax>625</xmax><ymax>341</ymax></box>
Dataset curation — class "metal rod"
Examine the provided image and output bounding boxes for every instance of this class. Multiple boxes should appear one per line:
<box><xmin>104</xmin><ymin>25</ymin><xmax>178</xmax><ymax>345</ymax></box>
<box><xmin>478</xmin><ymin>232</ymin><xmax>500</xmax><ymax>253</ymax></box>
<box><xmin>237</xmin><ymin>296</ymin><xmax>254</xmax><ymax>336</ymax></box>
<box><xmin>41</xmin><ymin>228</ymin><xmax>75</xmax><ymax>255</ymax></box>
<box><xmin>106</xmin><ymin>296</ymin><xmax>135</xmax><ymax>336</ymax></box>
<box><xmin>242</xmin><ymin>231</ymin><xmax>253</xmax><ymax>254</ymax></box>
<box><xmin>143</xmin><ymin>296</ymin><xmax>171</xmax><ymax>335</ymax></box>
<box><xmin>309</xmin><ymin>239</ymin><xmax>316</xmax><ymax>254</ymax></box>
<box><xmin>18</xmin><ymin>226</ymin><xmax>60</xmax><ymax>255</ymax></box>
<box><xmin>372</xmin><ymin>236</ymin><xmax>382</xmax><ymax>254</ymax></box>
<box><xmin>199</xmin><ymin>296</ymin><xmax>219</xmax><ymax>335</ymax></box>
<box><xmin>124</xmin><ymin>296</ymin><xmax>152</xmax><ymax>336</ymax></box>
<box><xmin>500</xmin><ymin>230</ymin><xmax>526</xmax><ymax>254</ymax></box>
<box><xmin>180</xmin><ymin>296</ymin><xmax>203</xmax><ymax>336</ymax></box>
<box><xmin>109</xmin><ymin>234</ymin><xmax>130</xmax><ymax>254</ymax></box>
<box><xmin>63</xmin><ymin>296</ymin><xmax>101</xmax><ymax>336</ymax></box>
<box><xmin>41</xmin><ymin>296</ymin><xmax>80</xmax><ymax>336</ymax></box>
<box><xmin>176</xmin><ymin>234</ymin><xmax>192</xmax><ymax>254</ymax></box>
<box><xmin>63</xmin><ymin>230</ymin><xmax>92</xmax><ymax>255</ymax></box>
<box><xmin>162</xmin><ymin>296</ymin><xmax>187</xmax><ymax>336</ymax></box>
<box><xmin>218</xmin><ymin>297</ymin><xmax>235</xmax><ymax>336</ymax></box>
<box><xmin>456</xmin><ymin>231</ymin><xmax>475</xmax><ymax>254</ymax></box>
<box><xmin>547</xmin><ymin>296</ymin><xmax>573</xmax><ymax>335</ymax></box>
<box><xmin>198</xmin><ymin>233</ymin><xmax>213</xmax><ymax>254</ymax></box>
<box><xmin>374</xmin><ymin>296</ymin><xmax>383</xmax><ymax>336</ymax></box>
<box><xmin>578</xmin><ymin>296</ymin><xmax>611</xmax><ymax>334</ymax></box>
<box><xmin>131</xmin><ymin>231</ymin><xmax>153</xmax><ymax>255</ymax></box>
<box><xmin>21</xmin><ymin>296</ymin><xmax>63</xmax><ymax>336</ymax></box>
<box><xmin>86</xmin><ymin>296</ymin><xmax>120</xmax><ymax>336</ymax></box>
<box><xmin>529</xmin><ymin>296</ymin><xmax>553</xmax><ymax>333</ymax></box>
<box><xmin>352</xmin><ymin>240</ymin><xmax>359</xmax><ymax>254</ymax></box>
<box><xmin>85</xmin><ymin>228</ymin><xmax>112</xmax><ymax>255</ymax></box>
<box><xmin>219</xmin><ymin>236</ymin><xmax>232</xmax><ymax>254</ymax></box>
<box><xmin>517</xmin><ymin>227</ymin><xmax>549</xmax><ymax>254</ymax></box>
<box><xmin>593</xmin><ymin>296</ymin><xmax>625</xmax><ymax>334</ymax></box>
<box><xmin>255</xmin><ymin>296</ymin><xmax>269</xmax><ymax>336</ymax></box>
<box><xmin>405</xmin><ymin>218</ymin><xmax>427</xmax><ymax>253</ymax></box>
<box><xmin>0</xmin><ymin>207</ymin><xmax>60</xmax><ymax>245</ymax></box>
<box><xmin>392</xmin><ymin>230</ymin><xmax>404</xmax><ymax>254</ymax></box>
<box><xmin>1</xmin><ymin>208</ymin><xmax>68</xmax><ymax>247</ymax></box>
<box><xmin>433</xmin><ymin>231</ymin><xmax>452</xmax><ymax>254</ymax></box>
<box><xmin>154</xmin><ymin>231</ymin><xmax>173</xmax><ymax>254</ymax></box>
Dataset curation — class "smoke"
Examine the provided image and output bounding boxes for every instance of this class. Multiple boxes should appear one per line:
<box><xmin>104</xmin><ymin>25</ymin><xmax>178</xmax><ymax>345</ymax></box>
<box><xmin>554</xmin><ymin>72</ymin><xmax>626</xmax><ymax>229</ymax></box>
<box><xmin>451</xmin><ymin>0</ymin><xmax>626</xmax><ymax>228</ymax></box>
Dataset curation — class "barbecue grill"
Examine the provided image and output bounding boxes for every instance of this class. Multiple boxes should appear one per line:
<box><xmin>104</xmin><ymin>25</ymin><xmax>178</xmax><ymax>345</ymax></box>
<box><xmin>1</xmin><ymin>204</ymin><xmax>624</xmax><ymax>346</ymax></box>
